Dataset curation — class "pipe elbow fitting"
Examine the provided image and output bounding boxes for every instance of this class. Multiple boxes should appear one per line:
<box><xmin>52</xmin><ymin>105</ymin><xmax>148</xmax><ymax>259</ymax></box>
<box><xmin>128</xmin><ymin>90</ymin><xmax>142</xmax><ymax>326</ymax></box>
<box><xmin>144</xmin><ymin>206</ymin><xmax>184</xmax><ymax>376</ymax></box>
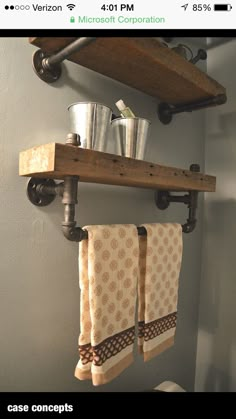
<box><xmin>182</xmin><ymin>220</ymin><xmax>197</xmax><ymax>234</ymax></box>
<box><xmin>62</xmin><ymin>224</ymin><xmax>88</xmax><ymax>242</ymax></box>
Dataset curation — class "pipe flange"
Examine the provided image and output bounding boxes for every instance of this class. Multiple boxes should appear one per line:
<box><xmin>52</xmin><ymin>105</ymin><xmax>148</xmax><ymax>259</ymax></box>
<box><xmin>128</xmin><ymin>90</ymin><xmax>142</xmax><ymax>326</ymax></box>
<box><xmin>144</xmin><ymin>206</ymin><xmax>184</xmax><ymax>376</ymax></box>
<box><xmin>157</xmin><ymin>103</ymin><xmax>173</xmax><ymax>125</ymax></box>
<box><xmin>155</xmin><ymin>190</ymin><xmax>171</xmax><ymax>210</ymax></box>
<box><xmin>27</xmin><ymin>178</ymin><xmax>56</xmax><ymax>206</ymax></box>
<box><xmin>32</xmin><ymin>49</ymin><xmax>62</xmax><ymax>83</ymax></box>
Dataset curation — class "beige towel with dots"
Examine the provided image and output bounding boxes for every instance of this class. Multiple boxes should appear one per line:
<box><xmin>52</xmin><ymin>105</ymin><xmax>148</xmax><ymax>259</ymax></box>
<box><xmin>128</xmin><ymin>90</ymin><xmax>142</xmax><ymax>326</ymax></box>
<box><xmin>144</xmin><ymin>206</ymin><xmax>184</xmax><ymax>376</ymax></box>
<box><xmin>138</xmin><ymin>223</ymin><xmax>183</xmax><ymax>362</ymax></box>
<box><xmin>74</xmin><ymin>224</ymin><xmax>139</xmax><ymax>386</ymax></box>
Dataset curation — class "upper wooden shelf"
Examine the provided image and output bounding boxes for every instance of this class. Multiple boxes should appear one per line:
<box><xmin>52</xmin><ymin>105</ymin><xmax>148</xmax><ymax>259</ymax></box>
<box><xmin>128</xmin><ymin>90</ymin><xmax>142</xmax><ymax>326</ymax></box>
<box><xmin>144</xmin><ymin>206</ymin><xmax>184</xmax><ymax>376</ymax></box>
<box><xmin>29</xmin><ymin>37</ymin><xmax>226</xmax><ymax>106</ymax></box>
<box><xmin>19</xmin><ymin>143</ymin><xmax>216</xmax><ymax>192</ymax></box>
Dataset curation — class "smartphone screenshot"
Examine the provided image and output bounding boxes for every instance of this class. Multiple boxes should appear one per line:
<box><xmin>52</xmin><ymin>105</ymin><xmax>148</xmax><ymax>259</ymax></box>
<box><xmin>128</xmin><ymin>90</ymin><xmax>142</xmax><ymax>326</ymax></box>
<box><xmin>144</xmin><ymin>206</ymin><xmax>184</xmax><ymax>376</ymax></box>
<box><xmin>0</xmin><ymin>0</ymin><xmax>235</xmax><ymax>411</ymax></box>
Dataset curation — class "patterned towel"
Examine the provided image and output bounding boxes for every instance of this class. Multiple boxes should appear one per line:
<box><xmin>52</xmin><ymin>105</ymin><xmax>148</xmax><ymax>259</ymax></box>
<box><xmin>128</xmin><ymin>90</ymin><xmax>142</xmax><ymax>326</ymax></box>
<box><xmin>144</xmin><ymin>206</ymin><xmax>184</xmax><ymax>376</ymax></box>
<box><xmin>74</xmin><ymin>224</ymin><xmax>139</xmax><ymax>386</ymax></box>
<box><xmin>138</xmin><ymin>223</ymin><xmax>183</xmax><ymax>362</ymax></box>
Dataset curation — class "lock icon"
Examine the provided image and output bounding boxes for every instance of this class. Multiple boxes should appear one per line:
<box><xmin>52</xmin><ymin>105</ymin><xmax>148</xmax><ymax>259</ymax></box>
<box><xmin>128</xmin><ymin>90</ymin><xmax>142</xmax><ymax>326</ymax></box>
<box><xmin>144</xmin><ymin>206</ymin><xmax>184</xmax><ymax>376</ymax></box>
<box><xmin>70</xmin><ymin>16</ymin><xmax>75</xmax><ymax>23</ymax></box>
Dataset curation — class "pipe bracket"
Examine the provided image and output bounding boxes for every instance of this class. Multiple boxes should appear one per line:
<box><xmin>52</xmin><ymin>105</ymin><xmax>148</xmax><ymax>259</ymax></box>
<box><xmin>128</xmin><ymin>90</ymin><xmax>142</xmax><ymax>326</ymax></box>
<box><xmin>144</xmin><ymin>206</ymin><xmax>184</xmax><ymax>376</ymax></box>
<box><xmin>158</xmin><ymin>93</ymin><xmax>227</xmax><ymax>125</ymax></box>
<box><xmin>32</xmin><ymin>38</ymin><xmax>96</xmax><ymax>84</ymax></box>
<box><xmin>27</xmin><ymin>178</ymin><xmax>58</xmax><ymax>206</ymax></box>
<box><xmin>32</xmin><ymin>50</ymin><xmax>62</xmax><ymax>83</ymax></box>
<box><xmin>154</xmin><ymin>164</ymin><xmax>200</xmax><ymax>233</ymax></box>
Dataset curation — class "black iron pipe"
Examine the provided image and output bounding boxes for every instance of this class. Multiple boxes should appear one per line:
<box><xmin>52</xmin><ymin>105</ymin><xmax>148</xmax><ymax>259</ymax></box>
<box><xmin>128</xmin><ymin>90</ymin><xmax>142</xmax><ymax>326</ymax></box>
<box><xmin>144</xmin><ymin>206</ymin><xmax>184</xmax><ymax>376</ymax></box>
<box><xmin>37</xmin><ymin>182</ymin><xmax>64</xmax><ymax>197</ymax></box>
<box><xmin>61</xmin><ymin>209</ymin><xmax>148</xmax><ymax>242</ymax></box>
<box><xmin>182</xmin><ymin>220</ymin><xmax>196</xmax><ymax>233</ymax></box>
<box><xmin>169</xmin><ymin>93</ymin><xmax>227</xmax><ymax>116</ymax></box>
<box><xmin>62</xmin><ymin>224</ymin><xmax>88</xmax><ymax>242</ymax></box>
<box><xmin>45</xmin><ymin>37</ymin><xmax>96</xmax><ymax>69</ymax></box>
<box><xmin>190</xmin><ymin>48</ymin><xmax>207</xmax><ymax>65</ymax></box>
<box><xmin>158</xmin><ymin>94</ymin><xmax>227</xmax><ymax>124</ymax></box>
<box><xmin>37</xmin><ymin>178</ymin><xmax>191</xmax><ymax>240</ymax></box>
<box><xmin>167</xmin><ymin>195</ymin><xmax>190</xmax><ymax>204</ymax></box>
<box><xmin>29</xmin><ymin>173</ymin><xmax>195</xmax><ymax>241</ymax></box>
<box><xmin>73</xmin><ymin>224</ymin><xmax>191</xmax><ymax>242</ymax></box>
<box><xmin>61</xmin><ymin>176</ymin><xmax>85</xmax><ymax>241</ymax></box>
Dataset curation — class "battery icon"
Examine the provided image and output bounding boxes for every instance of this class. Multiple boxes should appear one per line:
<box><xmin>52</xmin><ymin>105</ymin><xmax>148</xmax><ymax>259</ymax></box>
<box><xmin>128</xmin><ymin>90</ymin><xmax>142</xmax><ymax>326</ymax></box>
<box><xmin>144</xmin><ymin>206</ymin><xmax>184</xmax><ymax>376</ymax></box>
<box><xmin>214</xmin><ymin>4</ymin><xmax>232</xmax><ymax>10</ymax></box>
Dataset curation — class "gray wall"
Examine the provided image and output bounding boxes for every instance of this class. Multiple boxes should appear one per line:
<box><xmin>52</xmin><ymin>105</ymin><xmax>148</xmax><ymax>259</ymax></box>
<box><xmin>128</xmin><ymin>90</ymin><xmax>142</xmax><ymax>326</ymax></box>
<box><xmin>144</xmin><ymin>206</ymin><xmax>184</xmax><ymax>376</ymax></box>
<box><xmin>195</xmin><ymin>39</ymin><xmax>236</xmax><ymax>392</ymax></box>
<box><xmin>0</xmin><ymin>37</ymin><xmax>204</xmax><ymax>392</ymax></box>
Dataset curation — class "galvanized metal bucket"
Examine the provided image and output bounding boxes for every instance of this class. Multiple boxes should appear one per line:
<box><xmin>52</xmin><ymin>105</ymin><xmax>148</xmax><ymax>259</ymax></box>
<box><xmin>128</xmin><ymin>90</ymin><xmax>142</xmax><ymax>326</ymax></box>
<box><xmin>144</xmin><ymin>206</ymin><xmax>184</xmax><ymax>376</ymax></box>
<box><xmin>111</xmin><ymin>117</ymin><xmax>151</xmax><ymax>160</ymax></box>
<box><xmin>68</xmin><ymin>102</ymin><xmax>112</xmax><ymax>152</ymax></box>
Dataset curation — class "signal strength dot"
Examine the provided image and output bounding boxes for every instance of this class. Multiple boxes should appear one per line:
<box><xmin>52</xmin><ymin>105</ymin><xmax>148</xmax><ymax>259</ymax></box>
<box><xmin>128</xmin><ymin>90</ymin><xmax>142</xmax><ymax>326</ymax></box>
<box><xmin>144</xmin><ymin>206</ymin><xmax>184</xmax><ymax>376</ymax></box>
<box><xmin>67</xmin><ymin>4</ymin><xmax>76</xmax><ymax>10</ymax></box>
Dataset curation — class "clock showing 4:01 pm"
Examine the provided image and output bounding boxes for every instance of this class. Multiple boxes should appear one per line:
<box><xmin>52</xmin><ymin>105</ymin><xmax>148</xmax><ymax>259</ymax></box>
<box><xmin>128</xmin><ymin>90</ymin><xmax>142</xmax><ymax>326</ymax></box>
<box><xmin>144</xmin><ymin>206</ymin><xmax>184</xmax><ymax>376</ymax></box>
<box><xmin>101</xmin><ymin>4</ymin><xmax>134</xmax><ymax>11</ymax></box>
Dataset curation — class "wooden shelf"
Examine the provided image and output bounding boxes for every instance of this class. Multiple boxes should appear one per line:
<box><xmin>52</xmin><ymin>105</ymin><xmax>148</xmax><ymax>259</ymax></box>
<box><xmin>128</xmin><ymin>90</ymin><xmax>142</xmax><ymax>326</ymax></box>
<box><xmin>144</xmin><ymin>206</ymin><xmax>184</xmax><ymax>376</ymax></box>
<box><xmin>19</xmin><ymin>143</ymin><xmax>216</xmax><ymax>192</ymax></box>
<box><xmin>29</xmin><ymin>37</ymin><xmax>226</xmax><ymax>106</ymax></box>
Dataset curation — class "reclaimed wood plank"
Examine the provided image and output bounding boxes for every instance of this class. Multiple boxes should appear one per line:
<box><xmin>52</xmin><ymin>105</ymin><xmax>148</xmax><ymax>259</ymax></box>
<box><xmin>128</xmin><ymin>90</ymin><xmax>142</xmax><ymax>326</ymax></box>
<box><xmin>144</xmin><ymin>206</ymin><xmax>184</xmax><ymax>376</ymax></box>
<box><xmin>19</xmin><ymin>143</ymin><xmax>216</xmax><ymax>192</ymax></box>
<box><xmin>29</xmin><ymin>37</ymin><xmax>226</xmax><ymax>105</ymax></box>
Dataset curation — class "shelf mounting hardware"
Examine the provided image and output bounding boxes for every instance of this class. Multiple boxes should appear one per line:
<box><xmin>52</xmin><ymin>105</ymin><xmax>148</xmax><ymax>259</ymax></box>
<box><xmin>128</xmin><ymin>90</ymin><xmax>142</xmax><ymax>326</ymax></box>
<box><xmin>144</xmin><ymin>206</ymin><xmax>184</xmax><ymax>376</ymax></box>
<box><xmin>158</xmin><ymin>93</ymin><xmax>227</xmax><ymax>125</ymax></box>
<box><xmin>190</xmin><ymin>48</ymin><xmax>207</xmax><ymax>65</ymax></box>
<box><xmin>32</xmin><ymin>37</ymin><xmax>96</xmax><ymax>83</ymax></box>
<box><xmin>155</xmin><ymin>164</ymin><xmax>200</xmax><ymax>233</ymax></box>
<box><xmin>31</xmin><ymin>37</ymin><xmax>226</xmax><ymax>123</ymax></box>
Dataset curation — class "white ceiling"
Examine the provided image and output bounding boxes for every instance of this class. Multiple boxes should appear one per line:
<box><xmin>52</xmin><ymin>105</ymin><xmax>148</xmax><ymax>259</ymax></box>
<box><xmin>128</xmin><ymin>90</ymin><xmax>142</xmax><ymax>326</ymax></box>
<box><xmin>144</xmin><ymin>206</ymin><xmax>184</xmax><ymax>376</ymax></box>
<box><xmin>206</xmin><ymin>37</ymin><xmax>236</xmax><ymax>49</ymax></box>
<box><xmin>160</xmin><ymin>37</ymin><xmax>236</xmax><ymax>49</ymax></box>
